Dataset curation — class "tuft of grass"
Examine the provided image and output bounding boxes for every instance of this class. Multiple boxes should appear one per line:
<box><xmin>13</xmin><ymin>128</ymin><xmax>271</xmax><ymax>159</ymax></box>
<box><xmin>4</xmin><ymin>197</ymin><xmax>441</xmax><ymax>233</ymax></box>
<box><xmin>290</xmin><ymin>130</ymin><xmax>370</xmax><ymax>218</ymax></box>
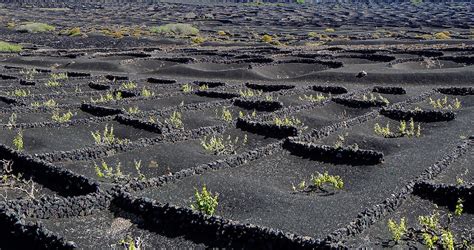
<box><xmin>16</xmin><ymin>22</ymin><xmax>55</xmax><ymax>33</ymax></box>
<box><xmin>0</xmin><ymin>41</ymin><xmax>22</xmax><ymax>52</ymax></box>
<box><xmin>388</xmin><ymin>218</ymin><xmax>407</xmax><ymax>243</ymax></box>
<box><xmin>13</xmin><ymin>130</ymin><xmax>24</xmax><ymax>151</ymax></box>
<box><xmin>191</xmin><ymin>185</ymin><xmax>218</xmax><ymax>215</ymax></box>
<box><xmin>51</xmin><ymin>110</ymin><xmax>74</xmax><ymax>123</ymax></box>
<box><xmin>150</xmin><ymin>23</ymin><xmax>199</xmax><ymax>37</ymax></box>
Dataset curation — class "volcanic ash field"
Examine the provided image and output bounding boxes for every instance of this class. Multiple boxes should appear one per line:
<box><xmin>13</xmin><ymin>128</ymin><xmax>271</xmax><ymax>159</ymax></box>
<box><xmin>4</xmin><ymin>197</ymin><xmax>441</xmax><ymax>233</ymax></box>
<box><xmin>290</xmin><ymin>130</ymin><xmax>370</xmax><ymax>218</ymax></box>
<box><xmin>0</xmin><ymin>1</ymin><xmax>472</xmax><ymax>249</ymax></box>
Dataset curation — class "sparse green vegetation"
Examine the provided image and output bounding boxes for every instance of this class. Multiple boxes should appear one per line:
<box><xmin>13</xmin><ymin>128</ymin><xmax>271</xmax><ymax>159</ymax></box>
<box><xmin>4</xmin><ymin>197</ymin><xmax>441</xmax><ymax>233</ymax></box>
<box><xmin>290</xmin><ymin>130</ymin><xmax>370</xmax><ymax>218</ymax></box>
<box><xmin>120</xmin><ymin>81</ymin><xmax>137</xmax><ymax>90</ymax></box>
<box><xmin>118</xmin><ymin>235</ymin><xmax>143</xmax><ymax>250</ymax></box>
<box><xmin>374</xmin><ymin>118</ymin><xmax>421</xmax><ymax>138</ymax></box>
<box><xmin>7</xmin><ymin>113</ymin><xmax>17</xmax><ymax>129</ymax></box>
<box><xmin>16</xmin><ymin>22</ymin><xmax>55</xmax><ymax>33</ymax></box>
<box><xmin>191</xmin><ymin>36</ymin><xmax>206</xmax><ymax>44</ymax></box>
<box><xmin>91</xmin><ymin>124</ymin><xmax>128</xmax><ymax>145</ymax></box>
<box><xmin>455</xmin><ymin>198</ymin><xmax>464</xmax><ymax>216</ymax></box>
<box><xmin>164</xmin><ymin>111</ymin><xmax>183</xmax><ymax>129</ymax></box>
<box><xmin>51</xmin><ymin>110</ymin><xmax>74</xmax><ymax>123</ymax></box>
<box><xmin>239</xmin><ymin>89</ymin><xmax>262</xmax><ymax>98</ymax></box>
<box><xmin>0</xmin><ymin>41</ymin><xmax>22</xmax><ymax>52</ymax></box>
<box><xmin>90</xmin><ymin>92</ymin><xmax>122</xmax><ymax>103</ymax></box>
<box><xmin>181</xmin><ymin>83</ymin><xmax>193</xmax><ymax>93</ymax></box>
<box><xmin>292</xmin><ymin>171</ymin><xmax>344</xmax><ymax>193</ymax></box>
<box><xmin>60</xmin><ymin>27</ymin><xmax>82</xmax><ymax>37</ymax></box>
<box><xmin>191</xmin><ymin>185</ymin><xmax>218</xmax><ymax>215</ymax></box>
<box><xmin>94</xmin><ymin>160</ymin><xmax>123</xmax><ymax>179</ymax></box>
<box><xmin>13</xmin><ymin>130</ymin><xmax>24</xmax><ymax>151</ymax></box>
<box><xmin>20</xmin><ymin>68</ymin><xmax>39</xmax><ymax>80</ymax></box>
<box><xmin>361</xmin><ymin>93</ymin><xmax>390</xmax><ymax>105</ymax></box>
<box><xmin>123</xmin><ymin>106</ymin><xmax>140</xmax><ymax>114</ymax></box>
<box><xmin>199</xmin><ymin>84</ymin><xmax>209</xmax><ymax>91</ymax></box>
<box><xmin>150</xmin><ymin>23</ymin><xmax>199</xmax><ymax>37</ymax></box>
<box><xmin>31</xmin><ymin>99</ymin><xmax>57</xmax><ymax>108</ymax></box>
<box><xmin>215</xmin><ymin>107</ymin><xmax>233</xmax><ymax>123</ymax></box>
<box><xmin>141</xmin><ymin>87</ymin><xmax>154</xmax><ymax>97</ymax></box>
<box><xmin>434</xmin><ymin>31</ymin><xmax>451</xmax><ymax>40</ymax></box>
<box><xmin>429</xmin><ymin>96</ymin><xmax>461</xmax><ymax>110</ymax></box>
<box><xmin>9</xmin><ymin>89</ymin><xmax>30</xmax><ymax>97</ymax></box>
<box><xmin>388</xmin><ymin>218</ymin><xmax>407</xmax><ymax>243</ymax></box>
<box><xmin>262</xmin><ymin>34</ymin><xmax>273</xmax><ymax>43</ymax></box>
<box><xmin>298</xmin><ymin>93</ymin><xmax>328</xmax><ymax>103</ymax></box>
<box><xmin>200</xmin><ymin>134</ymin><xmax>247</xmax><ymax>155</ymax></box>
<box><xmin>273</xmin><ymin>115</ymin><xmax>303</xmax><ymax>127</ymax></box>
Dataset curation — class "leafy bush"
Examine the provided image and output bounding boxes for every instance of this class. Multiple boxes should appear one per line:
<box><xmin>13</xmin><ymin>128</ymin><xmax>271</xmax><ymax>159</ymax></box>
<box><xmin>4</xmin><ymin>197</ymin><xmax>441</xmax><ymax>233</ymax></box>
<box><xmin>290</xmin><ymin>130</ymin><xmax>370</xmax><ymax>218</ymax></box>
<box><xmin>0</xmin><ymin>41</ymin><xmax>22</xmax><ymax>52</ymax></box>
<box><xmin>191</xmin><ymin>185</ymin><xmax>218</xmax><ymax>215</ymax></box>
<box><xmin>91</xmin><ymin>124</ymin><xmax>127</xmax><ymax>145</ymax></box>
<box><xmin>311</xmin><ymin>171</ymin><xmax>344</xmax><ymax>190</ymax></box>
<box><xmin>181</xmin><ymin>83</ymin><xmax>193</xmax><ymax>93</ymax></box>
<box><xmin>150</xmin><ymin>23</ymin><xmax>199</xmax><ymax>37</ymax></box>
<box><xmin>94</xmin><ymin>160</ymin><xmax>123</xmax><ymax>179</ymax></box>
<box><xmin>455</xmin><ymin>198</ymin><xmax>464</xmax><ymax>216</ymax></box>
<box><xmin>215</xmin><ymin>107</ymin><xmax>233</xmax><ymax>123</ymax></box>
<box><xmin>262</xmin><ymin>34</ymin><xmax>273</xmax><ymax>43</ymax></box>
<box><xmin>141</xmin><ymin>87</ymin><xmax>154</xmax><ymax>97</ymax></box>
<box><xmin>16</xmin><ymin>22</ymin><xmax>55</xmax><ymax>33</ymax></box>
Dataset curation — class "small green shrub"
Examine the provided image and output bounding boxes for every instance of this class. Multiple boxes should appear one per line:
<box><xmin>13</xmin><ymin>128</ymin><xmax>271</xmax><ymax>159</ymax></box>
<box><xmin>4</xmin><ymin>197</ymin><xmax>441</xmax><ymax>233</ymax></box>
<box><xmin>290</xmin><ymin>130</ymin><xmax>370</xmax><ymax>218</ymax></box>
<box><xmin>10</xmin><ymin>89</ymin><xmax>30</xmax><ymax>97</ymax></box>
<box><xmin>7</xmin><ymin>113</ymin><xmax>17</xmax><ymax>129</ymax></box>
<box><xmin>120</xmin><ymin>81</ymin><xmax>137</xmax><ymax>90</ymax></box>
<box><xmin>215</xmin><ymin>107</ymin><xmax>233</xmax><ymax>123</ymax></box>
<box><xmin>374</xmin><ymin>122</ymin><xmax>393</xmax><ymax>138</ymax></box>
<box><xmin>118</xmin><ymin>235</ymin><xmax>143</xmax><ymax>250</ymax></box>
<box><xmin>165</xmin><ymin>111</ymin><xmax>183</xmax><ymax>129</ymax></box>
<box><xmin>31</xmin><ymin>99</ymin><xmax>57</xmax><ymax>108</ymax></box>
<box><xmin>45</xmin><ymin>80</ymin><xmax>61</xmax><ymax>87</ymax></box>
<box><xmin>13</xmin><ymin>130</ymin><xmax>24</xmax><ymax>151</ymax></box>
<box><xmin>399</xmin><ymin>118</ymin><xmax>421</xmax><ymax>137</ymax></box>
<box><xmin>311</xmin><ymin>171</ymin><xmax>344</xmax><ymax>190</ymax></box>
<box><xmin>298</xmin><ymin>93</ymin><xmax>327</xmax><ymax>103</ymax></box>
<box><xmin>123</xmin><ymin>106</ymin><xmax>140</xmax><ymax>114</ymax></box>
<box><xmin>90</xmin><ymin>92</ymin><xmax>122</xmax><ymax>103</ymax></box>
<box><xmin>50</xmin><ymin>73</ymin><xmax>68</xmax><ymax>80</ymax></box>
<box><xmin>20</xmin><ymin>68</ymin><xmax>38</xmax><ymax>80</ymax></box>
<box><xmin>141</xmin><ymin>87</ymin><xmax>154</xmax><ymax>97</ymax></box>
<box><xmin>273</xmin><ymin>115</ymin><xmax>303</xmax><ymax>127</ymax></box>
<box><xmin>191</xmin><ymin>185</ymin><xmax>218</xmax><ymax>215</ymax></box>
<box><xmin>388</xmin><ymin>217</ymin><xmax>407</xmax><ymax>243</ymax></box>
<box><xmin>61</xmin><ymin>27</ymin><xmax>81</xmax><ymax>37</ymax></box>
<box><xmin>434</xmin><ymin>31</ymin><xmax>451</xmax><ymax>40</ymax></box>
<box><xmin>51</xmin><ymin>110</ymin><xmax>74</xmax><ymax>123</ymax></box>
<box><xmin>150</xmin><ymin>23</ymin><xmax>199</xmax><ymax>37</ymax></box>
<box><xmin>262</xmin><ymin>34</ymin><xmax>273</xmax><ymax>43</ymax></box>
<box><xmin>200</xmin><ymin>134</ymin><xmax>247</xmax><ymax>155</ymax></box>
<box><xmin>91</xmin><ymin>124</ymin><xmax>127</xmax><ymax>145</ymax></box>
<box><xmin>441</xmin><ymin>230</ymin><xmax>455</xmax><ymax>250</ymax></box>
<box><xmin>239</xmin><ymin>89</ymin><xmax>262</xmax><ymax>98</ymax></box>
<box><xmin>199</xmin><ymin>84</ymin><xmax>209</xmax><ymax>91</ymax></box>
<box><xmin>191</xmin><ymin>36</ymin><xmax>206</xmax><ymax>44</ymax></box>
<box><xmin>181</xmin><ymin>83</ymin><xmax>193</xmax><ymax>93</ymax></box>
<box><xmin>16</xmin><ymin>22</ymin><xmax>55</xmax><ymax>33</ymax></box>
<box><xmin>361</xmin><ymin>93</ymin><xmax>390</xmax><ymax>105</ymax></box>
<box><xmin>455</xmin><ymin>198</ymin><xmax>464</xmax><ymax>216</ymax></box>
<box><xmin>0</xmin><ymin>41</ymin><xmax>22</xmax><ymax>52</ymax></box>
<box><xmin>94</xmin><ymin>160</ymin><xmax>123</xmax><ymax>179</ymax></box>
<box><xmin>429</xmin><ymin>96</ymin><xmax>461</xmax><ymax>110</ymax></box>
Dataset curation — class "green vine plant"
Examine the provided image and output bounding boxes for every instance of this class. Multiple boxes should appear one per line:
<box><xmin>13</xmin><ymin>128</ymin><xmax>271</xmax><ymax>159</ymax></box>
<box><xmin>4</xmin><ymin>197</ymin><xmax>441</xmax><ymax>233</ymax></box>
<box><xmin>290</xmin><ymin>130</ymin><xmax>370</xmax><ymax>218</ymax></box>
<box><xmin>387</xmin><ymin>218</ymin><xmax>407</xmax><ymax>243</ymax></box>
<box><xmin>273</xmin><ymin>115</ymin><xmax>307</xmax><ymax>130</ymax></box>
<box><xmin>298</xmin><ymin>93</ymin><xmax>328</xmax><ymax>103</ymax></box>
<box><xmin>429</xmin><ymin>96</ymin><xmax>462</xmax><ymax>110</ymax></box>
<box><xmin>455</xmin><ymin>168</ymin><xmax>469</xmax><ymax>185</ymax></box>
<box><xmin>164</xmin><ymin>111</ymin><xmax>183</xmax><ymax>129</ymax></box>
<box><xmin>292</xmin><ymin>171</ymin><xmax>344</xmax><ymax>194</ymax></box>
<box><xmin>181</xmin><ymin>83</ymin><xmax>193</xmax><ymax>93</ymax></box>
<box><xmin>386</xmin><ymin>209</ymin><xmax>472</xmax><ymax>249</ymax></box>
<box><xmin>123</xmin><ymin>106</ymin><xmax>140</xmax><ymax>114</ymax></box>
<box><xmin>0</xmin><ymin>160</ymin><xmax>42</xmax><ymax>201</ymax></box>
<box><xmin>239</xmin><ymin>89</ymin><xmax>263</xmax><ymax>98</ymax></box>
<box><xmin>91</xmin><ymin>124</ymin><xmax>128</xmax><ymax>145</ymax></box>
<box><xmin>7</xmin><ymin>113</ymin><xmax>17</xmax><ymax>129</ymax></box>
<box><xmin>9</xmin><ymin>89</ymin><xmax>30</xmax><ymax>97</ymax></box>
<box><xmin>191</xmin><ymin>185</ymin><xmax>218</xmax><ymax>215</ymax></box>
<box><xmin>45</xmin><ymin>73</ymin><xmax>68</xmax><ymax>87</ymax></box>
<box><xmin>31</xmin><ymin>99</ymin><xmax>57</xmax><ymax>108</ymax></box>
<box><xmin>454</xmin><ymin>198</ymin><xmax>464</xmax><ymax>216</ymax></box>
<box><xmin>199</xmin><ymin>84</ymin><xmax>209</xmax><ymax>91</ymax></box>
<box><xmin>13</xmin><ymin>130</ymin><xmax>24</xmax><ymax>151</ymax></box>
<box><xmin>361</xmin><ymin>93</ymin><xmax>390</xmax><ymax>105</ymax></box>
<box><xmin>117</xmin><ymin>235</ymin><xmax>143</xmax><ymax>250</ymax></box>
<box><xmin>45</xmin><ymin>79</ymin><xmax>61</xmax><ymax>87</ymax></box>
<box><xmin>215</xmin><ymin>107</ymin><xmax>233</xmax><ymax>123</ymax></box>
<box><xmin>19</xmin><ymin>68</ymin><xmax>39</xmax><ymax>81</ymax></box>
<box><xmin>90</xmin><ymin>92</ymin><xmax>122</xmax><ymax>103</ymax></box>
<box><xmin>332</xmin><ymin>133</ymin><xmax>359</xmax><ymax>150</ymax></box>
<box><xmin>120</xmin><ymin>81</ymin><xmax>137</xmax><ymax>90</ymax></box>
<box><xmin>374</xmin><ymin>118</ymin><xmax>421</xmax><ymax>138</ymax></box>
<box><xmin>141</xmin><ymin>87</ymin><xmax>154</xmax><ymax>97</ymax></box>
<box><xmin>94</xmin><ymin>160</ymin><xmax>146</xmax><ymax>182</ymax></box>
<box><xmin>51</xmin><ymin>110</ymin><xmax>74</xmax><ymax>123</ymax></box>
<box><xmin>200</xmin><ymin>134</ymin><xmax>247</xmax><ymax>155</ymax></box>
<box><xmin>238</xmin><ymin>110</ymin><xmax>257</xmax><ymax>119</ymax></box>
